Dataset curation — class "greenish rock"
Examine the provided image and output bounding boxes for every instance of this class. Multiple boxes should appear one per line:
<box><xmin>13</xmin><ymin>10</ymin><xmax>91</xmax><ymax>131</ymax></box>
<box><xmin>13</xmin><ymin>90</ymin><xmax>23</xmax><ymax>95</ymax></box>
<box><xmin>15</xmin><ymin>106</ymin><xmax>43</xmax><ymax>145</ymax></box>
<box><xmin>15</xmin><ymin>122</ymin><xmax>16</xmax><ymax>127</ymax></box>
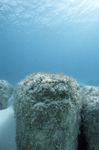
<box><xmin>0</xmin><ymin>80</ymin><xmax>14</xmax><ymax>110</ymax></box>
<box><xmin>80</xmin><ymin>86</ymin><xmax>99</xmax><ymax>150</ymax></box>
<box><xmin>14</xmin><ymin>73</ymin><xmax>81</xmax><ymax>150</ymax></box>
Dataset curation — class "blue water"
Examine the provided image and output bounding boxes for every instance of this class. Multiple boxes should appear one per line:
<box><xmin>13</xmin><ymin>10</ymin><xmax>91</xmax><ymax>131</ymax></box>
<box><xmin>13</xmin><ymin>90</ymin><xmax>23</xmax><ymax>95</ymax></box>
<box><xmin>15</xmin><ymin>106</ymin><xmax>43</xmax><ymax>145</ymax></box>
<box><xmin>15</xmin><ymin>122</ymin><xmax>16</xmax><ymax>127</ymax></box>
<box><xmin>0</xmin><ymin>0</ymin><xmax>99</xmax><ymax>86</ymax></box>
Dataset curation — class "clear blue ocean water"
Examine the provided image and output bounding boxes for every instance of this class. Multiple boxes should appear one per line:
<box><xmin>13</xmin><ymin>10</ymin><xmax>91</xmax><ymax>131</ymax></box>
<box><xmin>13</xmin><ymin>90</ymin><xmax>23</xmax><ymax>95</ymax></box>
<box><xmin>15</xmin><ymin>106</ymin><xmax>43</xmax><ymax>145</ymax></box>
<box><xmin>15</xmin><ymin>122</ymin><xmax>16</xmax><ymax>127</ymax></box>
<box><xmin>0</xmin><ymin>0</ymin><xmax>99</xmax><ymax>86</ymax></box>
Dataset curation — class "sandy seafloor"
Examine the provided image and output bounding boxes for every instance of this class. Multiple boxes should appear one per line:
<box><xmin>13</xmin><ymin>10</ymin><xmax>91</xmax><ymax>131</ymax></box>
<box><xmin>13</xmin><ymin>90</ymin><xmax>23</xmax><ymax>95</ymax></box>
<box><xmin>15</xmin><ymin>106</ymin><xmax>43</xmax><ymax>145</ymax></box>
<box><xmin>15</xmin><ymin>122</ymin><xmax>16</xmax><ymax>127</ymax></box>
<box><xmin>0</xmin><ymin>96</ymin><xmax>17</xmax><ymax>150</ymax></box>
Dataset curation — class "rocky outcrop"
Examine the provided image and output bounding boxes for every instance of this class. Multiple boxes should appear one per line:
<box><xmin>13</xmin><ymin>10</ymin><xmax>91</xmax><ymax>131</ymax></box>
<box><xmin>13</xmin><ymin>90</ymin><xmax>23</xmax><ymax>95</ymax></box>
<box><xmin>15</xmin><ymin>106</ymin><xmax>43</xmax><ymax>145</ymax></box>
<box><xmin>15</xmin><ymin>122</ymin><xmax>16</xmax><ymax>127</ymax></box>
<box><xmin>14</xmin><ymin>73</ymin><xmax>81</xmax><ymax>150</ymax></box>
<box><xmin>0</xmin><ymin>80</ymin><xmax>14</xmax><ymax>110</ymax></box>
<box><xmin>80</xmin><ymin>86</ymin><xmax>99</xmax><ymax>150</ymax></box>
<box><xmin>14</xmin><ymin>73</ymin><xmax>99</xmax><ymax>150</ymax></box>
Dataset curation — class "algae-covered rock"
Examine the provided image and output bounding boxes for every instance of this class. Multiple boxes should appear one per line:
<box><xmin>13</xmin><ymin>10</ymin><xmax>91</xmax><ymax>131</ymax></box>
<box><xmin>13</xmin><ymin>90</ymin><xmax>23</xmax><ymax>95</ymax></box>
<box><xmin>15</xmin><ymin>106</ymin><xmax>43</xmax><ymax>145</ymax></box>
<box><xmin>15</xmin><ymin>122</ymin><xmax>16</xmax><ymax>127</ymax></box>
<box><xmin>81</xmin><ymin>86</ymin><xmax>99</xmax><ymax>150</ymax></box>
<box><xmin>0</xmin><ymin>80</ymin><xmax>14</xmax><ymax>110</ymax></box>
<box><xmin>14</xmin><ymin>73</ymin><xmax>81</xmax><ymax>150</ymax></box>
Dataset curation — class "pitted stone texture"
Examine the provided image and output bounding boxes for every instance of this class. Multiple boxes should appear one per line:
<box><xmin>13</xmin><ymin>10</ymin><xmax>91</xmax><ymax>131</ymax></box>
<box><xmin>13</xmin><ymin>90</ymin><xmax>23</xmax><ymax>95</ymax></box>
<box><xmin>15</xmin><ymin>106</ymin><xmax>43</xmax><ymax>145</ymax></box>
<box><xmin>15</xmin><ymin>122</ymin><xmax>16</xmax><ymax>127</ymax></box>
<box><xmin>0</xmin><ymin>80</ymin><xmax>14</xmax><ymax>110</ymax></box>
<box><xmin>14</xmin><ymin>73</ymin><xmax>81</xmax><ymax>150</ymax></box>
<box><xmin>81</xmin><ymin>86</ymin><xmax>99</xmax><ymax>150</ymax></box>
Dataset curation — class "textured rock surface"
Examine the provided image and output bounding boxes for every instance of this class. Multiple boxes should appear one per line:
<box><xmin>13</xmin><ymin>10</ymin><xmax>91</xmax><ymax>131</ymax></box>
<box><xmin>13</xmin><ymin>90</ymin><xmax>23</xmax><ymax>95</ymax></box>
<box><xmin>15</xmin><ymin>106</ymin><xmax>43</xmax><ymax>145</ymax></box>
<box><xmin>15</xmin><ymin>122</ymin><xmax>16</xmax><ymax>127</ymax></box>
<box><xmin>14</xmin><ymin>73</ymin><xmax>81</xmax><ymax>150</ymax></box>
<box><xmin>0</xmin><ymin>80</ymin><xmax>14</xmax><ymax>110</ymax></box>
<box><xmin>80</xmin><ymin>86</ymin><xmax>99</xmax><ymax>150</ymax></box>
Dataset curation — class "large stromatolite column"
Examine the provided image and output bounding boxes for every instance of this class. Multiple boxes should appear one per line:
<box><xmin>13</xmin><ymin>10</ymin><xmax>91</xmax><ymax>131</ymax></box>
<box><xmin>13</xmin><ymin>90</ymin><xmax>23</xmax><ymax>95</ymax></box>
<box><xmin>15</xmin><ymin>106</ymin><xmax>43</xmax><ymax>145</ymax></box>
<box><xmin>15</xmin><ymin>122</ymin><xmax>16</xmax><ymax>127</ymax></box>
<box><xmin>81</xmin><ymin>86</ymin><xmax>99</xmax><ymax>150</ymax></box>
<box><xmin>14</xmin><ymin>73</ymin><xmax>81</xmax><ymax>150</ymax></box>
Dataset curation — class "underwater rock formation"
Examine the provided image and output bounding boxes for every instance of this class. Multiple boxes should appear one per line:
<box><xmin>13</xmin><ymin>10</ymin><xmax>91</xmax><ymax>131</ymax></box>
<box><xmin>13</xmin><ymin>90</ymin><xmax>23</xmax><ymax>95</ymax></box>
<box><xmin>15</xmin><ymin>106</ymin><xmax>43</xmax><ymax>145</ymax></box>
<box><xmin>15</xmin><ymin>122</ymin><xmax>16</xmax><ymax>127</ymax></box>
<box><xmin>80</xmin><ymin>86</ymin><xmax>99</xmax><ymax>150</ymax></box>
<box><xmin>0</xmin><ymin>80</ymin><xmax>14</xmax><ymax>110</ymax></box>
<box><xmin>14</xmin><ymin>73</ymin><xmax>81</xmax><ymax>150</ymax></box>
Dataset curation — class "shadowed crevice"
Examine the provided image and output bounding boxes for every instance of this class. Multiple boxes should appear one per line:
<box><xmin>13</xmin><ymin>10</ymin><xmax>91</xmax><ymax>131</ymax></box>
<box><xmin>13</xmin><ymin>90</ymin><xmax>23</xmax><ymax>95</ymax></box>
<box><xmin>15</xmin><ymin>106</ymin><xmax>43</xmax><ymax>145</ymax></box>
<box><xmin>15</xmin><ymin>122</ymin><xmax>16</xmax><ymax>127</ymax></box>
<box><xmin>77</xmin><ymin>124</ymin><xmax>88</xmax><ymax>150</ymax></box>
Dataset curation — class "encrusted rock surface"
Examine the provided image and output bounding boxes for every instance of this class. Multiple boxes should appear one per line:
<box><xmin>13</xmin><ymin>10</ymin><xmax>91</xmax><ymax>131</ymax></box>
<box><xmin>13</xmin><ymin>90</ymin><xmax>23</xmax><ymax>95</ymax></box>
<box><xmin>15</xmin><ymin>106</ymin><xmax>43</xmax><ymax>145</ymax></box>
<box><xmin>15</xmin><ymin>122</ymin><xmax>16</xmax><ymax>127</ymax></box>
<box><xmin>80</xmin><ymin>86</ymin><xmax>99</xmax><ymax>150</ymax></box>
<box><xmin>14</xmin><ymin>73</ymin><xmax>81</xmax><ymax>150</ymax></box>
<box><xmin>0</xmin><ymin>80</ymin><xmax>14</xmax><ymax>110</ymax></box>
